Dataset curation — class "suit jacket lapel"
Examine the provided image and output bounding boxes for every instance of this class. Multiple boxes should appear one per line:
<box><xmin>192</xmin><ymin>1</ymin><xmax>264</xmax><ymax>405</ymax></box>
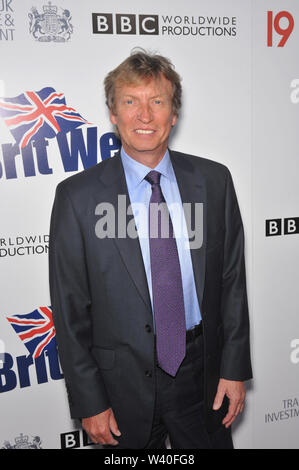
<box><xmin>170</xmin><ymin>151</ymin><xmax>207</xmax><ymax>311</ymax></box>
<box><xmin>96</xmin><ymin>154</ymin><xmax>153</xmax><ymax>318</ymax></box>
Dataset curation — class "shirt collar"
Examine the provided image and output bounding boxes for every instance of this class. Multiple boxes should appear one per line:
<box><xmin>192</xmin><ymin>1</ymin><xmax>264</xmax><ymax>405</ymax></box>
<box><xmin>120</xmin><ymin>147</ymin><xmax>175</xmax><ymax>190</ymax></box>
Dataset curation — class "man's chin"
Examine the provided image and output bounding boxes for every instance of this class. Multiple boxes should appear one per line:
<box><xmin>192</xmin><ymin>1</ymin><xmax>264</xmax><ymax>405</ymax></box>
<box><xmin>124</xmin><ymin>143</ymin><xmax>167</xmax><ymax>156</ymax></box>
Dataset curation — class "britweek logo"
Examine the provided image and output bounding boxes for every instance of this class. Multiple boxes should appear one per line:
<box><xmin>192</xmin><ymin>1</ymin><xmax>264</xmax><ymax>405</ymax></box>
<box><xmin>0</xmin><ymin>306</ymin><xmax>63</xmax><ymax>393</ymax></box>
<box><xmin>0</xmin><ymin>86</ymin><xmax>120</xmax><ymax>180</ymax></box>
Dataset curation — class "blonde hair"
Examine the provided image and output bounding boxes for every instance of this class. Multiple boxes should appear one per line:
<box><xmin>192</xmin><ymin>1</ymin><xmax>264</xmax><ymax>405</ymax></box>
<box><xmin>104</xmin><ymin>48</ymin><xmax>182</xmax><ymax>115</ymax></box>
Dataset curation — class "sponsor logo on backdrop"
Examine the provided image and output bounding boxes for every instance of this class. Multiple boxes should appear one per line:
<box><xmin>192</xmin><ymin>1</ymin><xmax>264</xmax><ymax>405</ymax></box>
<box><xmin>92</xmin><ymin>13</ymin><xmax>237</xmax><ymax>38</ymax></box>
<box><xmin>92</xmin><ymin>13</ymin><xmax>159</xmax><ymax>36</ymax></box>
<box><xmin>265</xmin><ymin>397</ymin><xmax>299</xmax><ymax>424</ymax></box>
<box><xmin>29</xmin><ymin>2</ymin><xmax>73</xmax><ymax>42</ymax></box>
<box><xmin>0</xmin><ymin>0</ymin><xmax>15</xmax><ymax>41</ymax></box>
<box><xmin>263</xmin><ymin>343</ymin><xmax>299</xmax><ymax>424</ymax></box>
<box><xmin>290</xmin><ymin>339</ymin><xmax>299</xmax><ymax>364</ymax></box>
<box><xmin>7</xmin><ymin>306</ymin><xmax>56</xmax><ymax>359</ymax></box>
<box><xmin>265</xmin><ymin>217</ymin><xmax>299</xmax><ymax>236</ymax></box>
<box><xmin>2</xmin><ymin>433</ymin><xmax>42</xmax><ymax>449</ymax></box>
<box><xmin>0</xmin><ymin>306</ymin><xmax>63</xmax><ymax>393</ymax></box>
<box><xmin>0</xmin><ymin>87</ymin><xmax>89</xmax><ymax>149</ymax></box>
<box><xmin>0</xmin><ymin>234</ymin><xmax>49</xmax><ymax>258</ymax></box>
<box><xmin>0</xmin><ymin>339</ymin><xmax>5</xmax><ymax>367</ymax></box>
<box><xmin>60</xmin><ymin>429</ymin><xmax>95</xmax><ymax>449</ymax></box>
<box><xmin>0</xmin><ymin>86</ymin><xmax>120</xmax><ymax>180</ymax></box>
<box><xmin>267</xmin><ymin>11</ymin><xmax>294</xmax><ymax>47</ymax></box>
<box><xmin>290</xmin><ymin>79</ymin><xmax>299</xmax><ymax>104</ymax></box>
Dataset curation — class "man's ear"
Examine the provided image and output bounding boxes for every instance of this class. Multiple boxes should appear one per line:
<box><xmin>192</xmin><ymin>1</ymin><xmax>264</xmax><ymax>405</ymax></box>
<box><xmin>109</xmin><ymin>108</ymin><xmax>117</xmax><ymax>125</ymax></box>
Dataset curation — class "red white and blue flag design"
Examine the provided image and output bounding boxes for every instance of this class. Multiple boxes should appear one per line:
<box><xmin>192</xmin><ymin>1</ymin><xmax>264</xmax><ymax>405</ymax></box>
<box><xmin>0</xmin><ymin>87</ymin><xmax>89</xmax><ymax>149</ymax></box>
<box><xmin>7</xmin><ymin>306</ymin><xmax>56</xmax><ymax>359</ymax></box>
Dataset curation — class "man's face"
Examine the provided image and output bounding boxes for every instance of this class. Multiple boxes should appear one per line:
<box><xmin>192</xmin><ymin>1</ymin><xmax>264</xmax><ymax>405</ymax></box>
<box><xmin>109</xmin><ymin>74</ymin><xmax>177</xmax><ymax>164</ymax></box>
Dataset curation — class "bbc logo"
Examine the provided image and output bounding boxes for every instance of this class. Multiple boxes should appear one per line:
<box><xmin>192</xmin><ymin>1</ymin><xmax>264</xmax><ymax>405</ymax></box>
<box><xmin>92</xmin><ymin>13</ymin><xmax>159</xmax><ymax>35</ymax></box>
<box><xmin>60</xmin><ymin>429</ymin><xmax>95</xmax><ymax>449</ymax></box>
<box><xmin>265</xmin><ymin>217</ymin><xmax>299</xmax><ymax>236</ymax></box>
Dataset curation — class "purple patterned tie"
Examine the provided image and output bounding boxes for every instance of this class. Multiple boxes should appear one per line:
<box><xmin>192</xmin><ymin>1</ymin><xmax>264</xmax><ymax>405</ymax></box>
<box><xmin>145</xmin><ymin>170</ymin><xmax>186</xmax><ymax>377</ymax></box>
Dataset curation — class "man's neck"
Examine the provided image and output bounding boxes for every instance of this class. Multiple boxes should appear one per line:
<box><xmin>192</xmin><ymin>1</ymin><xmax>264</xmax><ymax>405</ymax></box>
<box><xmin>121</xmin><ymin>146</ymin><xmax>168</xmax><ymax>169</ymax></box>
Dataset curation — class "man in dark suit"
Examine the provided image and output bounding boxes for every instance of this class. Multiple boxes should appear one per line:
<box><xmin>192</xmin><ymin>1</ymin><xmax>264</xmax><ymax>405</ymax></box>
<box><xmin>49</xmin><ymin>50</ymin><xmax>252</xmax><ymax>449</ymax></box>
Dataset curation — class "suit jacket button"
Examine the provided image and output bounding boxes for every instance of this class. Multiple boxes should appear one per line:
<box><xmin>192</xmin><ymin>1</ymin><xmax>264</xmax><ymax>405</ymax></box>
<box><xmin>145</xmin><ymin>324</ymin><xmax>152</xmax><ymax>333</ymax></box>
<box><xmin>145</xmin><ymin>370</ymin><xmax>152</xmax><ymax>377</ymax></box>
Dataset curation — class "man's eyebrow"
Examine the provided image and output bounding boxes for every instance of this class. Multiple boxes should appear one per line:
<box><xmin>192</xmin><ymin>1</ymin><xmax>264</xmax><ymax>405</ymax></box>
<box><xmin>120</xmin><ymin>94</ymin><xmax>138</xmax><ymax>100</ymax></box>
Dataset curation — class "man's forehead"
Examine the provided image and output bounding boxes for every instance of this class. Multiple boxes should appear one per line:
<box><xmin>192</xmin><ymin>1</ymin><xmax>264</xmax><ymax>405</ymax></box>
<box><xmin>114</xmin><ymin>75</ymin><xmax>173</xmax><ymax>96</ymax></box>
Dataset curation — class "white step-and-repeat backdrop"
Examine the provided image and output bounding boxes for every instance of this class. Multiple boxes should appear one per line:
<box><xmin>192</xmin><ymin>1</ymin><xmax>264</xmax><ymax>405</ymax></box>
<box><xmin>0</xmin><ymin>0</ymin><xmax>298</xmax><ymax>449</ymax></box>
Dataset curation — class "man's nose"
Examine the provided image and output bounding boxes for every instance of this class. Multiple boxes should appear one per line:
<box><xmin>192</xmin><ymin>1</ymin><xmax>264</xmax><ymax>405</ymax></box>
<box><xmin>137</xmin><ymin>103</ymin><xmax>153</xmax><ymax>122</ymax></box>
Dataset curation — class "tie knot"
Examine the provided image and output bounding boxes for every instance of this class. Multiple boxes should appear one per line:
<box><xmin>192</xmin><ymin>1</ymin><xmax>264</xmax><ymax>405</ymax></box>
<box><xmin>145</xmin><ymin>170</ymin><xmax>161</xmax><ymax>186</ymax></box>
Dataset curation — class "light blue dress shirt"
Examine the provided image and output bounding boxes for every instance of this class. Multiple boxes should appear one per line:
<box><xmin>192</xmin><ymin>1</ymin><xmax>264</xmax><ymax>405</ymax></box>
<box><xmin>120</xmin><ymin>147</ymin><xmax>202</xmax><ymax>330</ymax></box>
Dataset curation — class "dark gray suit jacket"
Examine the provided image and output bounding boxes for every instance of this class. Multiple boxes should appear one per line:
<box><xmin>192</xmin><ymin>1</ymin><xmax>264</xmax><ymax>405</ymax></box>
<box><xmin>49</xmin><ymin>150</ymin><xmax>252</xmax><ymax>448</ymax></box>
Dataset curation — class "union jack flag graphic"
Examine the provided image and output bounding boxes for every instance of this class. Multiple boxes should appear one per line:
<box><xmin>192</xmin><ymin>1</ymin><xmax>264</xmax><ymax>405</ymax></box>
<box><xmin>7</xmin><ymin>306</ymin><xmax>56</xmax><ymax>359</ymax></box>
<box><xmin>0</xmin><ymin>87</ymin><xmax>89</xmax><ymax>149</ymax></box>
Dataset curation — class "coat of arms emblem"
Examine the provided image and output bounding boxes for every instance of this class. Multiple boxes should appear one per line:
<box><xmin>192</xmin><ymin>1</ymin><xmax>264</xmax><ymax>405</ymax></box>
<box><xmin>2</xmin><ymin>433</ymin><xmax>42</xmax><ymax>449</ymax></box>
<box><xmin>29</xmin><ymin>2</ymin><xmax>73</xmax><ymax>42</ymax></box>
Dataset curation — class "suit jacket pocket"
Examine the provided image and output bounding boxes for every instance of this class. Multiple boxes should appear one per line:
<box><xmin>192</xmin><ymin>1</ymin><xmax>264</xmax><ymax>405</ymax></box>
<box><xmin>91</xmin><ymin>347</ymin><xmax>115</xmax><ymax>370</ymax></box>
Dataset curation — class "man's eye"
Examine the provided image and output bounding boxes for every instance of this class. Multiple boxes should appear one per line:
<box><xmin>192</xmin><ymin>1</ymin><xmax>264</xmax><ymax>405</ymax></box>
<box><xmin>125</xmin><ymin>99</ymin><xmax>133</xmax><ymax>104</ymax></box>
<box><xmin>154</xmin><ymin>99</ymin><xmax>161</xmax><ymax>104</ymax></box>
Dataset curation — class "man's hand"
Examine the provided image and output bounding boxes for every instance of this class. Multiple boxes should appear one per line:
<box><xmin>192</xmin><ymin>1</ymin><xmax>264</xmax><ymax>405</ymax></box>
<box><xmin>212</xmin><ymin>378</ymin><xmax>246</xmax><ymax>428</ymax></box>
<box><xmin>82</xmin><ymin>408</ymin><xmax>121</xmax><ymax>445</ymax></box>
